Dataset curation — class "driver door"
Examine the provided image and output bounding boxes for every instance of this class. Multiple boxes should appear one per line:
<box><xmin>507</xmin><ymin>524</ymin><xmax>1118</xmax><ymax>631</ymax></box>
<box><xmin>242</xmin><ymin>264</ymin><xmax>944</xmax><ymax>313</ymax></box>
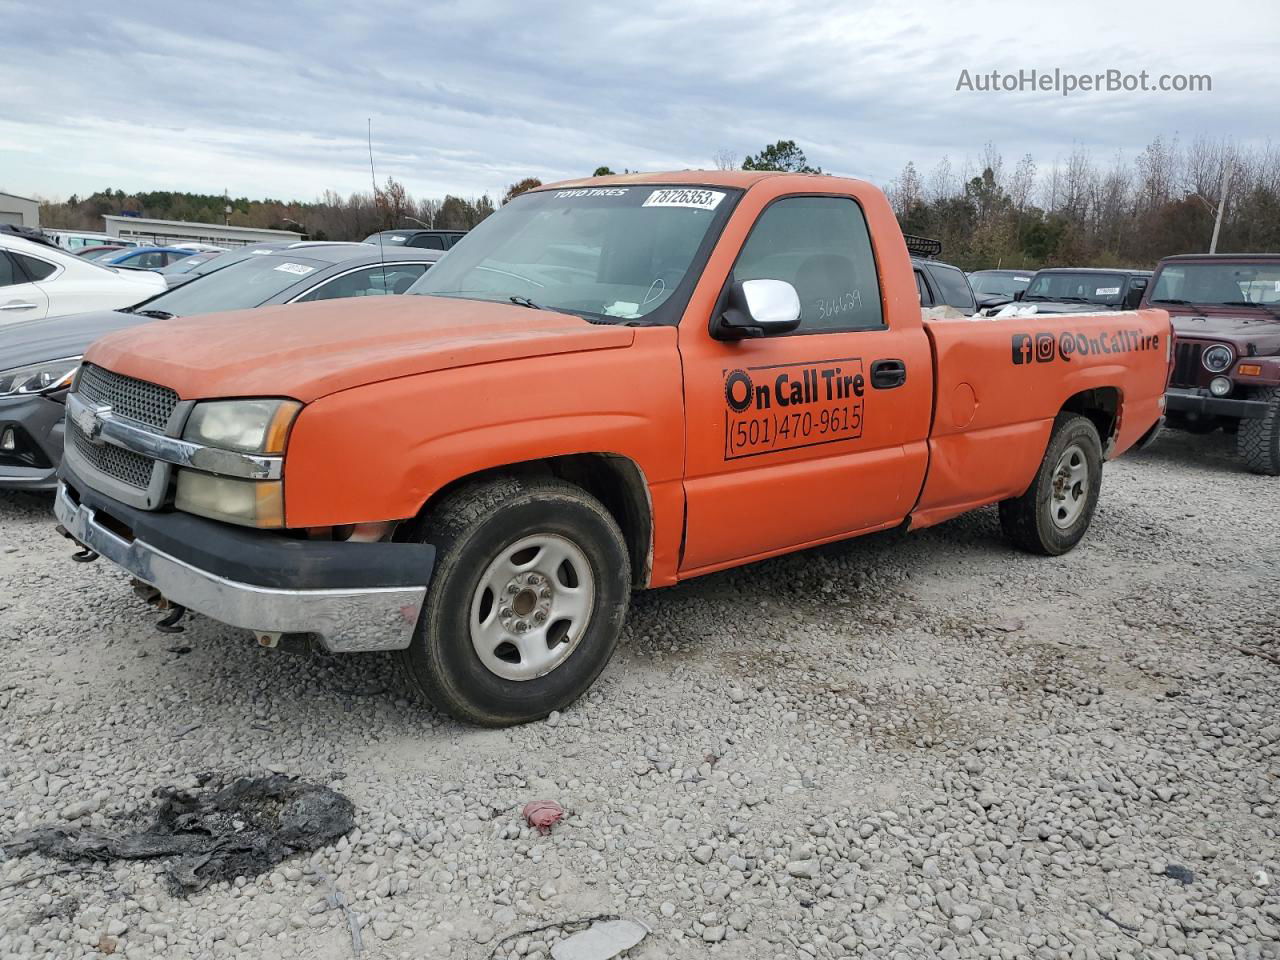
<box><xmin>678</xmin><ymin>192</ymin><xmax>933</xmax><ymax>574</ymax></box>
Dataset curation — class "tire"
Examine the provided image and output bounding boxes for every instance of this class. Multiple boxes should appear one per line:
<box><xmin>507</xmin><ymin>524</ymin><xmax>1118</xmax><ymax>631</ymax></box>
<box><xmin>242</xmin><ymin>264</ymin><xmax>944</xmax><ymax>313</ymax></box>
<box><xmin>999</xmin><ymin>413</ymin><xmax>1103</xmax><ymax>556</ymax></box>
<box><xmin>1236</xmin><ymin>387</ymin><xmax>1280</xmax><ymax>476</ymax></box>
<box><xmin>399</xmin><ymin>475</ymin><xmax>631</xmax><ymax>727</ymax></box>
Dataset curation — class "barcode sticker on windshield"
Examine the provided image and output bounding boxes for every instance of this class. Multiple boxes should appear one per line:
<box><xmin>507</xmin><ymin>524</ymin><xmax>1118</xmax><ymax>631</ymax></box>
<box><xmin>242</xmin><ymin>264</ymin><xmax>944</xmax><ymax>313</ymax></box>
<box><xmin>1095</xmin><ymin>286</ymin><xmax>1120</xmax><ymax>295</ymax></box>
<box><xmin>274</xmin><ymin>263</ymin><xmax>314</xmax><ymax>276</ymax></box>
<box><xmin>643</xmin><ymin>188</ymin><xmax>726</xmax><ymax>211</ymax></box>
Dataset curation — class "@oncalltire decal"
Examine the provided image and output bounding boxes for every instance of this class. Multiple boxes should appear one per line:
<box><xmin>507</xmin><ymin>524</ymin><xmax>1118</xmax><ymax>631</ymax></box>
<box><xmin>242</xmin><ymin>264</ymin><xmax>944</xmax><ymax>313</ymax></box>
<box><xmin>723</xmin><ymin>359</ymin><xmax>865</xmax><ymax>460</ymax></box>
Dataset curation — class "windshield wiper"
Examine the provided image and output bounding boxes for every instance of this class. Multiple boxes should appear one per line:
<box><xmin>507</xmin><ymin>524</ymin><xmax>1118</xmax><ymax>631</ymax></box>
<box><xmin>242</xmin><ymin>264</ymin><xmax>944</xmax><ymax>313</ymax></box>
<box><xmin>132</xmin><ymin>309</ymin><xmax>175</xmax><ymax>320</ymax></box>
<box><xmin>1151</xmin><ymin>298</ymin><xmax>1193</xmax><ymax>305</ymax></box>
<box><xmin>1220</xmin><ymin>300</ymin><xmax>1280</xmax><ymax>315</ymax></box>
<box><xmin>508</xmin><ymin>295</ymin><xmax>544</xmax><ymax>310</ymax></box>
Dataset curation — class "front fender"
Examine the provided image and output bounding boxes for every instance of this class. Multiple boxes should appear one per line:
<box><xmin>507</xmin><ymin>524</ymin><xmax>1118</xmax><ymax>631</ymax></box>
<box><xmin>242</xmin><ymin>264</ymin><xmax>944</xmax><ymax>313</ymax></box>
<box><xmin>281</xmin><ymin>328</ymin><xmax>684</xmax><ymax>529</ymax></box>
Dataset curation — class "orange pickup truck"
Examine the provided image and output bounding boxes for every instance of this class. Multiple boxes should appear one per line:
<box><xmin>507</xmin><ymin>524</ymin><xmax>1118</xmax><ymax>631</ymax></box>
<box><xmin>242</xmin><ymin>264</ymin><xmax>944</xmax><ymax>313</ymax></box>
<box><xmin>55</xmin><ymin>172</ymin><xmax>1170</xmax><ymax>725</ymax></box>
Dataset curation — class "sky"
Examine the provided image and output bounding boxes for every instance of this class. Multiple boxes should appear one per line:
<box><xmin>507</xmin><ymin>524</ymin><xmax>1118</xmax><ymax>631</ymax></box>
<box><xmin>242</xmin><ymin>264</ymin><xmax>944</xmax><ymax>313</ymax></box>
<box><xmin>2</xmin><ymin>0</ymin><xmax>1277</xmax><ymax>204</ymax></box>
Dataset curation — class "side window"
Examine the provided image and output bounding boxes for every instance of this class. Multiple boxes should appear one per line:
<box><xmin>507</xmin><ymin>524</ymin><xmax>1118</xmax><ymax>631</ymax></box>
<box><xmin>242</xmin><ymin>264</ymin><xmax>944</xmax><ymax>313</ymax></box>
<box><xmin>915</xmin><ymin>268</ymin><xmax>934</xmax><ymax>307</ymax></box>
<box><xmin>295</xmin><ymin>264</ymin><xmax>428</xmax><ymax>302</ymax></box>
<box><xmin>0</xmin><ymin>253</ymin><xmax>17</xmax><ymax>288</ymax></box>
<box><xmin>411</xmin><ymin>235</ymin><xmax>445</xmax><ymax>250</ymax></box>
<box><xmin>927</xmin><ymin>264</ymin><xmax>976</xmax><ymax>312</ymax></box>
<box><xmin>731</xmin><ymin>196</ymin><xmax>883</xmax><ymax>333</ymax></box>
<box><xmin>13</xmin><ymin>253</ymin><xmax>57</xmax><ymax>281</ymax></box>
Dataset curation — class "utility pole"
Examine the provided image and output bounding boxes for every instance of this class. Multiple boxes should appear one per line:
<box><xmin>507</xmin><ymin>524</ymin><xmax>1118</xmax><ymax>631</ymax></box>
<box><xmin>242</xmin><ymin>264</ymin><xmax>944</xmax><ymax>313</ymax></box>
<box><xmin>1209</xmin><ymin>161</ymin><xmax>1232</xmax><ymax>254</ymax></box>
<box><xmin>224</xmin><ymin>189</ymin><xmax>231</xmax><ymax>227</ymax></box>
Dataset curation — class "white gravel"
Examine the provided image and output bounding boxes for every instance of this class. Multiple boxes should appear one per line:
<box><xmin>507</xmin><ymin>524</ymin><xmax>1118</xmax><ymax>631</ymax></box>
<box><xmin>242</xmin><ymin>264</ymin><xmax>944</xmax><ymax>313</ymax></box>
<box><xmin>1</xmin><ymin>429</ymin><xmax>1277</xmax><ymax>959</ymax></box>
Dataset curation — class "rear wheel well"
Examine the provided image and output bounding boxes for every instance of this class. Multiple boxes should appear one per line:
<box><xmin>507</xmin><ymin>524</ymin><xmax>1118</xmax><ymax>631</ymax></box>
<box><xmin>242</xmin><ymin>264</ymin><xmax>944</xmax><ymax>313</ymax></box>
<box><xmin>404</xmin><ymin>455</ymin><xmax>652</xmax><ymax>588</ymax></box>
<box><xmin>1061</xmin><ymin>388</ymin><xmax>1120</xmax><ymax>452</ymax></box>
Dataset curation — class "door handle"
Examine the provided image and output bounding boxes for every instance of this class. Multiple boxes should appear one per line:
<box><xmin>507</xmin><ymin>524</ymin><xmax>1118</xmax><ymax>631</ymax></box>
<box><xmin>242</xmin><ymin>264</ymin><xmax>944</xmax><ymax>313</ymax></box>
<box><xmin>870</xmin><ymin>358</ymin><xmax>906</xmax><ymax>389</ymax></box>
<box><xmin>0</xmin><ymin>302</ymin><xmax>37</xmax><ymax>311</ymax></box>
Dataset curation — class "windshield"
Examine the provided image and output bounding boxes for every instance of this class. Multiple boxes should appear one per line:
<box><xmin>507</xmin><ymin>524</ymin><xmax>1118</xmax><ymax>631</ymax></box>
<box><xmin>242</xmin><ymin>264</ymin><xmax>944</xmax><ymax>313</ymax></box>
<box><xmin>971</xmin><ymin>271</ymin><xmax>1032</xmax><ymax>297</ymax></box>
<box><xmin>407</xmin><ymin>185</ymin><xmax>738</xmax><ymax>321</ymax></box>
<box><xmin>1149</xmin><ymin>262</ymin><xmax>1280</xmax><ymax>308</ymax></box>
<box><xmin>138</xmin><ymin>254</ymin><xmax>330</xmax><ymax>316</ymax></box>
<box><xmin>1025</xmin><ymin>272</ymin><xmax>1127</xmax><ymax>303</ymax></box>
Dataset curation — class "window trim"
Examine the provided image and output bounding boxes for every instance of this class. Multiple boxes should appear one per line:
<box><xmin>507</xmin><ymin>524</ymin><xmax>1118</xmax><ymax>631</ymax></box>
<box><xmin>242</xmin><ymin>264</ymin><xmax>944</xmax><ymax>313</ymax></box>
<box><xmin>11</xmin><ymin>251</ymin><xmax>63</xmax><ymax>284</ymax></box>
<box><xmin>711</xmin><ymin>192</ymin><xmax>889</xmax><ymax>339</ymax></box>
<box><xmin>285</xmin><ymin>260</ymin><xmax>436</xmax><ymax>304</ymax></box>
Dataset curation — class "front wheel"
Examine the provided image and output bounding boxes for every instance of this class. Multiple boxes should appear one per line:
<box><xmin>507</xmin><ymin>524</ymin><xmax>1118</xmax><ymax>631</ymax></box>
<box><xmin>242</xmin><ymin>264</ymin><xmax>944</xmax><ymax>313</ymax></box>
<box><xmin>999</xmin><ymin>413</ymin><xmax>1103</xmax><ymax>556</ymax></box>
<box><xmin>399</xmin><ymin>475</ymin><xmax>631</xmax><ymax>727</ymax></box>
<box><xmin>1237</xmin><ymin>387</ymin><xmax>1280</xmax><ymax>476</ymax></box>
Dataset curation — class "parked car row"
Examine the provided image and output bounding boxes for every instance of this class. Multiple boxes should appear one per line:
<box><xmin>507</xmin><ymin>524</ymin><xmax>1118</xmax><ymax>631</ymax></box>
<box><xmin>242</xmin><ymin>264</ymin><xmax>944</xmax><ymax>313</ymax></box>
<box><xmin>0</xmin><ymin>241</ymin><xmax>442</xmax><ymax>490</ymax></box>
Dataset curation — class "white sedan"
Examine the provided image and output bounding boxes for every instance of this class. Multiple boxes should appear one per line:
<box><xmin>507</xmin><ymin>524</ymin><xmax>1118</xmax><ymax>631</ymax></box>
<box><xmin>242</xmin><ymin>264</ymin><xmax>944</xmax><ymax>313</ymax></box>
<box><xmin>0</xmin><ymin>234</ymin><xmax>165</xmax><ymax>325</ymax></box>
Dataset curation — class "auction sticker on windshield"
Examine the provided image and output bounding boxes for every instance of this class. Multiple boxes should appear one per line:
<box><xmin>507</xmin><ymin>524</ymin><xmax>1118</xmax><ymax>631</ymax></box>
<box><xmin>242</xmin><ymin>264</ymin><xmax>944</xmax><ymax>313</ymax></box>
<box><xmin>723</xmin><ymin>359</ymin><xmax>865</xmax><ymax>460</ymax></box>
<box><xmin>274</xmin><ymin>263</ymin><xmax>315</xmax><ymax>276</ymax></box>
<box><xmin>643</xmin><ymin>188</ymin><xmax>725</xmax><ymax>211</ymax></box>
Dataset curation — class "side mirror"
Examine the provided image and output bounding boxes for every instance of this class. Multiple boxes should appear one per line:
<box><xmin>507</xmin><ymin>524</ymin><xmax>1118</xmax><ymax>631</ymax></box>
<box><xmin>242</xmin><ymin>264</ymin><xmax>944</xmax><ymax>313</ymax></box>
<box><xmin>1012</xmin><ymin>289</ymin><xmax>1024</xmax><ymax>302</ymax></box>
<box><xmin>978</xmin><ymin>294</ymin><xmax>1012</xmax><ymax>310</ymax></box>
<box><xmin>714</xmin><ymin>279</ymin><xmax>802</xmax><ymax>340</ymax></box>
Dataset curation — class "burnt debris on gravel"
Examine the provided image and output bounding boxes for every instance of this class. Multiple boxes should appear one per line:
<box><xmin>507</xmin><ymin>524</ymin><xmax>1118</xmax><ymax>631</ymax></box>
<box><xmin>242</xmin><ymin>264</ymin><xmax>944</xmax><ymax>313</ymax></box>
<box><xmin>2</xmin><ymin>775</ymin><xmax>354</xmax><ymax>895</ymax></box>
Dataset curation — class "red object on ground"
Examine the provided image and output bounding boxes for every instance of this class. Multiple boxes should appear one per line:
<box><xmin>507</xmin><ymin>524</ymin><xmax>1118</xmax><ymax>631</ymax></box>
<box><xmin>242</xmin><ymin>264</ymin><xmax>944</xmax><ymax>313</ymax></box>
<box><xmin>523</xmin><ymin>800</ymin><xmax>564</xmax><ymax>834</ymax></box>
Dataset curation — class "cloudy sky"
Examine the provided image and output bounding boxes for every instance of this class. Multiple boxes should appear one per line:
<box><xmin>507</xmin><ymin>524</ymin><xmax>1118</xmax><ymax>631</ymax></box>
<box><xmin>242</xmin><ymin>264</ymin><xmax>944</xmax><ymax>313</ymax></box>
<box><xmin>2</xmin><ymin>0</ymin><xmax>1276</xmax><ymax>203</ymax></box>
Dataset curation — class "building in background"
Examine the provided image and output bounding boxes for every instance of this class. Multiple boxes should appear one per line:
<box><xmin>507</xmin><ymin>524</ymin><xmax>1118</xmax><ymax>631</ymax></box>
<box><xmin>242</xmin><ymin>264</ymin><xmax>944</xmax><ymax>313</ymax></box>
<box><xmin>0</xmin><ymin>191</ymin><xmax>40</xmax><ymax>227</ymax></box>
<box><xmin>102</xmin><ymin>215</ymin><xmax>301</xmax><ymax>249</ymax></box>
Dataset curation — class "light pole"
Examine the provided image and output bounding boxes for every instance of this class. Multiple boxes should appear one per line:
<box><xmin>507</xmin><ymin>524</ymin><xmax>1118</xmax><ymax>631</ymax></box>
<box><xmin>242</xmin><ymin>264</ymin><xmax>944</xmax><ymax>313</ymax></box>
<box><xmin>1209</xmin><ymin>161</ymin><xmax>1233</xmax><ymax>255</ymax></box>
<box><xmin>402</xmin><ymin>215</ymin><xmax>434</xmax><ymax>229</ymax></box>
<box><xmin>279</xmin><ymin>217</ymin><xmax>306</xmax><ymax>238</ymax></box>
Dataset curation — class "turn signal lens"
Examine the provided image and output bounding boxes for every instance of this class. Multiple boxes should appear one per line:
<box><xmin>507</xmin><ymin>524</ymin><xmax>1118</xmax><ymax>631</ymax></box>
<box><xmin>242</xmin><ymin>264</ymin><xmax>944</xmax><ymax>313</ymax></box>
<box><xmin>1238</xmin><ymin>363</ymin><xmax>1262</xmax><ymax>377</ymax></box>
<box><xmin>175</xmin><ymin>471</ymin><xmax>284</xmax><ymax>528</ymax></box>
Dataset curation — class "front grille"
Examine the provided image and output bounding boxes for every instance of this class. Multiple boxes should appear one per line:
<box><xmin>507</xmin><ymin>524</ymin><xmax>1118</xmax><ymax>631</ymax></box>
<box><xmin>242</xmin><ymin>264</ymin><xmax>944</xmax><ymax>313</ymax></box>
<box><xmin>68</xmin><ymin>420</ymin><xmax>154</xmax><ymax>489</ymax></box>
<box><xmin>1171</xmin><ymin>341</ymin><xmax>1204</xmax><ymax>388</ymax></box>
<box><xmin>77</xmin><ymin>363</ymin><xmax>178</xmax><ymax>429</ymax></box>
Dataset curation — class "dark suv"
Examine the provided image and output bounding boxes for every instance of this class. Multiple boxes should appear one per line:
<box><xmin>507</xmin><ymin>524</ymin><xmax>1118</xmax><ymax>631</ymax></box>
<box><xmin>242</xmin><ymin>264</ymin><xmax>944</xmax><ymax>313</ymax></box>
<box><xmin>1015</xmin><ymin>267</ymin><xmax>1151</xmax><ymax>314</ymax></box>
<box><xmin>1140</xmin><ymin>253</ymin><xmax>1280</xmax><ymax>474</ymax></box>
<box><xmin>363</xmin><ymin>229</ymin><xmax>467</xmax><ymax>250</ymax></box>
<box><xmin>905</xmin><ymin>236</ymin><xmax>978</xmax><ymax>315</ymax></box>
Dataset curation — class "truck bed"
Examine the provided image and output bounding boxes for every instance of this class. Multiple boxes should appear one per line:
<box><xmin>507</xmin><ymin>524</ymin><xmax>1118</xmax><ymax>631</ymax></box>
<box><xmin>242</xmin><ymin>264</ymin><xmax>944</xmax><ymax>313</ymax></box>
<box><xmin>910</xmin><ymin>308</ymin><xmax>1170</xmax><ymax>529</ymax></box>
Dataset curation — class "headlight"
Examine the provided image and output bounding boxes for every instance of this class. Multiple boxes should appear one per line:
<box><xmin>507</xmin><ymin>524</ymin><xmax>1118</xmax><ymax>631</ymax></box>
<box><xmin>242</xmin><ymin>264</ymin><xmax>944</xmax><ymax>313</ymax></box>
<box><xmin>1202</xmin><ymin>345</ymin><xmax>1234</xmax><ymax>373</ymax></box>
<box><xmin>175</xmin><ymin>472</ymin><xmax>284</xmax><ymax>528</ymax></box>
<box><xmin>182</xmin><ymin>399</ymin><xmax>300</xmax><ymax>454</ymax></box>
<box><xmin>0</xmin><ymin>357</ymin><xmax>81</xmax><ymax>398</ymax></box>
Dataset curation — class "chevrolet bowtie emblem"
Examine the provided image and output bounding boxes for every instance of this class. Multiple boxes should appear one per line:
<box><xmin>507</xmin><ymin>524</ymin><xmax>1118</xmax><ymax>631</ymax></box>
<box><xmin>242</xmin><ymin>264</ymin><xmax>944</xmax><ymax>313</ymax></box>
<box><xmin>73</xmin><ymin>401</ymin><xmax>112</xmax><ymax>445</ymax></box>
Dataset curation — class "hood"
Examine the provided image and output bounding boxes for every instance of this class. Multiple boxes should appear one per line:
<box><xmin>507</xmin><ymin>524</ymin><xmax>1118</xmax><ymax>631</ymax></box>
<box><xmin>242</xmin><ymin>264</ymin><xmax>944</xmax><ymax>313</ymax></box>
<box><xmin>1167</xmin><ymin>309</ymin><xmax>1280</xmax><ymax>349</ymax></box>
<box><xmin>0</xmin><ymin>310</ymin><xmax>147</xmax><ymax>370</ymax></box>
<box><xmin>85</xmin><ymin>295</ymin><xmax>636</xmax><ymax>402</ymax></box>
<box><xmin>1018</xmin><ymin>301</ymin><xmax>1116</xmax><ymax>315</ymax></box>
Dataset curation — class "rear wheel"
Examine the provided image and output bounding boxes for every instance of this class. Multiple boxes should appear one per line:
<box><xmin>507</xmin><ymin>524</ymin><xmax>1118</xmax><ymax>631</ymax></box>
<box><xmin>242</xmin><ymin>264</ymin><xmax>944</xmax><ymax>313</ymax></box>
<box><xmin>999</xmin><ymin>414</ymin><xmax>1103</xmax><ymax>556</ymax></box>
<box><xmin>399</xmin><ymin>475</ymin><xmax>631</xmax><ymax>726</ymax></box>
<box><xmin>1237</xmin><ymin>387</ymin><xmax>1280</xmax><ymax>475</ymax></box>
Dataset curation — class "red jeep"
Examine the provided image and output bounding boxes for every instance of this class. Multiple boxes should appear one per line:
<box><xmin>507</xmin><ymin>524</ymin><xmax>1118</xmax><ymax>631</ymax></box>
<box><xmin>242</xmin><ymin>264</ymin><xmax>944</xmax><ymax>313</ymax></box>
<box><xmin>1142</xmin><ymin>254</ymin><xmax>1280</xmax><ymax>474</ymax></box>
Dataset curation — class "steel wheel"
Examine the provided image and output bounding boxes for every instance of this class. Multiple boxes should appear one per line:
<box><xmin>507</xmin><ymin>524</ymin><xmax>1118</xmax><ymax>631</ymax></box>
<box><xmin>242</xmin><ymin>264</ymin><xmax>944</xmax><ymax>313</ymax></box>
<box><xmin>468</xmin><ymin>533</ymin><xmax>596</xmax><ymax>681</ymax></box>
<box><xmin>1047</xmin><ymin>442</ymin><xmax>1089</xmax><ymax>529</ymax></box>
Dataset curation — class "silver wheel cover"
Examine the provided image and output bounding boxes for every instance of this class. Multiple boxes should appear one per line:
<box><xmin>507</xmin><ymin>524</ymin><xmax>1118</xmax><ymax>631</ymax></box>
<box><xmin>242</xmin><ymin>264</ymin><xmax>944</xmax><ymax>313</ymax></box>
<box><xmin>468</xmin><ymin>534</ymin><xmax>596</xmax><ymax>681</ymax></box>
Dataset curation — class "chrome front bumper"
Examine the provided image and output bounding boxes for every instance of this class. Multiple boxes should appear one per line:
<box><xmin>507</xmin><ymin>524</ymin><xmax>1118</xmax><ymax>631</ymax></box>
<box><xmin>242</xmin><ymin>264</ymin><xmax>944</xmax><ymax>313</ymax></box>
<box><xmin>54</xmin><ymin>483</ymin><xmax>426</xmax><ymax>653</ymax></box>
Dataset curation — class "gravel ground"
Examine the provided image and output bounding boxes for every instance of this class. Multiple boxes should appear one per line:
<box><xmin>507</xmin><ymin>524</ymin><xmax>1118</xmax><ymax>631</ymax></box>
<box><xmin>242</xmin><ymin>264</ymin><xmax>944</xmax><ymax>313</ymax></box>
<box><xmin>1</xmin><ymin>429</ymin><xmax>1278</xmax><ymax>960</ymax></box>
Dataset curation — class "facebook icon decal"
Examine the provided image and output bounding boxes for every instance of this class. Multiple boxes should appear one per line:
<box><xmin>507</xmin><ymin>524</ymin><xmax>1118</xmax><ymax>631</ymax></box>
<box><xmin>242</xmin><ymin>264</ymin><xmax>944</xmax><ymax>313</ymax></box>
<box><xmin>1011</xmin><ymin>333</ymin><xmax>1033</xmax><ymax>364</ymax></box>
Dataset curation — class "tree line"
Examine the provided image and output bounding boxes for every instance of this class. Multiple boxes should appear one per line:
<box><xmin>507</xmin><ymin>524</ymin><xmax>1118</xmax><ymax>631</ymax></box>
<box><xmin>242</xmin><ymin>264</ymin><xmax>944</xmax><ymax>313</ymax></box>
<box><xmin>34</xmin><ymin>135</ymin><xmax>1279</xmax><ymax>269</ymax></box>
<box><xmin>37</xmin><ymin>184</ymin><xmax>499</xmax><ymax>241</ymax></box>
